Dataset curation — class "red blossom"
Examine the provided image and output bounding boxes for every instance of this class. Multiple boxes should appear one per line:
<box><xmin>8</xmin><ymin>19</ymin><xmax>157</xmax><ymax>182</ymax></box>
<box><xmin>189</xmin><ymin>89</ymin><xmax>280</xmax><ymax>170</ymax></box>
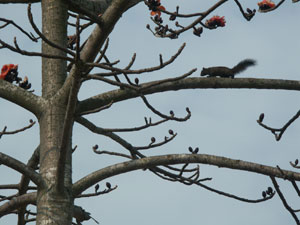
<box><xmin>0</xmin><ymin>64</ymin><xmax>18</xmax><ymax>80</ymax></box>
<box><xmin>150</xmin><ymin>5</ymin><xmax>165</xmax><ymax>17</ymax></box>
<box><xmin>205</xmin><ymin>16</ymin><xmax>226</xmax><ymax>28</ymax></box>
<box><xmin>257</xmin><ymin>0</ymin><xmax>276</xmax><ymax>10</ymax></box>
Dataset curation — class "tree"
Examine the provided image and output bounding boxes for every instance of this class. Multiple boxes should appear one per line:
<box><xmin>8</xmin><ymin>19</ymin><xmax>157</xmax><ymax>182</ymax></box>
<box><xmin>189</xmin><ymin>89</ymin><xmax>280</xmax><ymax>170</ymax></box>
<box><xmin>0</xmin><ymin>0</ymin><xmax>300</xmax><ymax>224</ymax></box>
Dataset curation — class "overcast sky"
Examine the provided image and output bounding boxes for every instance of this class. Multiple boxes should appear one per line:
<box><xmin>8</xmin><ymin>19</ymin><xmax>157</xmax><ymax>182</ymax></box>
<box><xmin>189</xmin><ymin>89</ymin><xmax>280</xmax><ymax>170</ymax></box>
<box><xmin>1</xmin><ymin>1</ymin><xmax>300</xmax><ymax>225</ymax></box>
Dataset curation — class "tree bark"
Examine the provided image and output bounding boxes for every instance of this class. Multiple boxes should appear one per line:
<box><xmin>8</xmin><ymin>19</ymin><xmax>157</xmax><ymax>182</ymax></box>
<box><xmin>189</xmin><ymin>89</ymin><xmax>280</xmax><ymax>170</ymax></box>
<box><xmin>36</xmin><ymin>0</ymin><xmax>73</xmax><ymax>224</ymax></box>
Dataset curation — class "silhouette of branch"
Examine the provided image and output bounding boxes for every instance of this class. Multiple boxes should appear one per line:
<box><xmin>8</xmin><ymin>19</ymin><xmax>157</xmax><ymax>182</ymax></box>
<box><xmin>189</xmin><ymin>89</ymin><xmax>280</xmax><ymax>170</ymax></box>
<box><xmin>0</xmin><ymin>120</ymin><xmax>35</xmax><ymax>139</ymax></box>
<box><xmin>76</xmin><ymin>116</ymin><xmax>176</xmax><ymax>153</ymax></box>
<box><xmin>0</xmin><ymin>194</ymin><xmax>18</xmax><ymax>203</ymax></box>
<box><xmin>76</xmin><ymin>184</ymin><xmax>117</xmax><ymax>198</ymax></box>
<box><xmin>86</xmin><ymin>74</ymin><xmax>139</xmax><ymax>90</ymax></box>
<box><xmin>291</xmin><ymin>180</ymin><xmax>300</xmax><ymax>197</ymax></box>
<box><xmin>140</xmin><ymin>94</ymin><xmax>191</xmax><ymax>122</ymax></box>
<box><xmin>139</xmin><ymin>68</ymin><xmax>196</xmax><ymax>91</ymax></box>
<box><xmin>257</xmin><ymin>110</ymin><xmax>300</xmax><ymax>141</ymax></box>
<box><xmin>0</xmin><ymin>38</ymin><xmax>75</xmax><ymax>62</ymax></box>
<box><xmin>17</xmin><ymin>146</ymin><xmax>39</xmax><ymax>225</ymax></box>
<box><xmin>73</xmin><ymin>153</ymin><xmax>300</xmax><ymax>196</ymax></box>
<box><xmin>77</xmin><ymin>101</ymin><xmax>113</xmax><ymax>116</ymax></box>
<box><xmin>101</xmin><ymin>117</ymin><xmax>168</xmax><ymax>132</ymax></box>
<box><xmin>57</xmin><ymin>66</ymin><xmax>82</xmax><ymax>193</ymax></box>
<box><xmin>87</xmin><ymin>42</ymin><xmax>186</xmax><ymax>76</ymax></box>
<box><xmin>290</xmin><ymin>159</ymin><xmax>300</xmax><ymax>169</ymax></box>
<box><xmin>77</xmin><ymin>77</ymin><xmax>300</xmax><ymax>121</ymax></box>
<box><xmin>0</xmin><ymin>17</ymin><xmax>38</xmax><ymax>42</ymax></box>
<box><xmin>233</xmin><ymin>0</ymin><xmax>256</xmax><ymax>21</ymax></box>
<box><xmin>0</xmin><ymin>184</ymin><xmax>36</xmax><ymax>190</ymax></box>
<box><xmin>270</xmin><ymin>176</ymin><xmax>300</xmax><ymax>224</ymax></box>
<box><xmin>151</xmin><ymin>166</ymin><xmax>275</xmax><ymax>203</ymax></box>
<box><xmin>92</xmin><ymin>145</ymin><xmax>132</xmax><ymax>159</ymax></box>
<box><xmin>82</xmin><ymin>38</ymin><xmax>110</xmax><ymax>76</ymax></box>
<box><xmin>0</xmin><ymin>152</ymin><xmax>44</xmax><ymax>187</ymax></box>
<box><xmin>27</xmin><ymin>4</ymin><xmax>74</xmax><ymax>56</ymax></box>
<box><xmin>0</xmin><ymin>192</ymin><xmax>36</xmax><ymax>218</ymax></box>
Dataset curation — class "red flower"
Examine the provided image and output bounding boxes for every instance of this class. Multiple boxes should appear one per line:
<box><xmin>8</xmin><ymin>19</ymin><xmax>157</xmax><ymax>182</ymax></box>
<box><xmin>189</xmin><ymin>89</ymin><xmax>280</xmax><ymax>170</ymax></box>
<box><xmin>205</xmin><ymin>16</ymin><xmax>226</xmax><ymax>28</ymax></box>
<box><xmin>150</xmin><ymin>5</ymin><xmax>165</xmax><ymax>17</ymax></box>
<box><xmin>0</xmin><ymin>64</ymin><xmax>18</xmax><ymax>80</ymax></box>
<box><xmin>257</xmin><ymin>0</ymin><xmax>276</xmax><ymax>10</ymax></box>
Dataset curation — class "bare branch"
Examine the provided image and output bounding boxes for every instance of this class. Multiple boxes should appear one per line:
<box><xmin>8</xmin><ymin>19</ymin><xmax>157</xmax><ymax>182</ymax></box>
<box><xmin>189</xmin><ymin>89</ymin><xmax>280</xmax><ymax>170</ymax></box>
<box><xmin>291</xmin><ymin>180</ymin><xmax>300</xmax><ymax>197</ymax></box>
<box><xmin>75</xmin><ymin>15</ymin><xmax>81</xmax><ymax>62</ymax></box>
<box><xmin>76</xmin><ymin>184</ymin><xmax>117</xmax><ymax>198</ymax></box>
<box><xmin>140</xmin><ymin>94</ymin><xmax>191</xmax><ymax>122</ymax></box>
<box><xmin>0</xmin><ymin>18</ymin><xmax>38</xmax><ymax>41</ymax></box>
<box><xmin>82</xmin><ymin>38</ymin><xmax>110</xmax><ymax>76</ymax></box>
<box><xmin>17</xmin><ymin>146</ymin><xmax>39</xmax><ymax>225</ymax></box>
<box><xmin>152</xmin><ymin>167</ymin><xmax>274</xmax><ymax>203</ymax></box>
<box><xmin>27</xmin><ymin>4</ymin><xmax>75</xmax><ymax>56</ymax></box>
<box><xmin>257</xmin><ymin>110</ymin><xmax>300</xmax><ymax>141</ymax></box>
<box><xmin>0</xmin><ymin>120</ymin><xmax>35</xmax><ymax>139</ymax></box>
<box><xmin>101</xmin><ymin>117</ymin><xmax>168</xmax><ymax>133</ymax></box>
<box><xmin>87</xmin><ymin>43</ymin><xmax>186</xmax><ymax>76</ymax></box>
<box><xmin>57</xmin><ymin>66</ymin><xmax>82</xmax><ymax>193</ymax></box>
<box><xmin>0</xmin><ymin>193</ymin><xmax>36</xmax><ymax>218</ymax></box>
<box><xmin>0</xmin><ymin>185</ymin><xmax>36</xmax><ymax>190</ymax></box>
<box><xmin>93</xmin><ymin>146</ymin><xmax>132</xmax><ymax>159</ymax></box>
<box><xmin>77</xmin><ymin>77</ymin><xmax>300</xmax><ymax>117</ymax></box>
<box><xmin>0</xmin><ymin>38</ymin><xmax>75</xmax><ymax>62</ymax></box>
<box><xmin>270</xmin><ymin>176</ymin><xmax>300</xmax><ymax>224</ymax></box>
<box><xmin>0</xmin><ymin>80</ymin><xmax>44</xmax><ymax>116</ymax></box>
<box><xmin>233</xmin><ymin>0</ymin><xmax>256</xmax><ymax>21</ymax></box>
<box><xmin>77</xmin><ymin>101</ymin><xmax>113</xmax><ymax>116</ymax></box>
<box><xmin>0</xmin><ymin>194</ymin><xmax>18</xmax><ymax>203</ymax></box>
<box><xmin>139</xmin><ymin>68</ymin><xmax>196</xmax><ymax>91</ymax></box>
<box><xmin>0</xmin><ymin>152</ymin><xmax>44</xmax><ymax>187</ymax></box>
<box><xmin>76</xmin><ymin>116</ymin><xmax>176</xmax><ymax>157</ymax></box>
<box><xmin>73</xmin><ymin>153</ymin><xmax>300</xmax><ymax>196</ymax></box>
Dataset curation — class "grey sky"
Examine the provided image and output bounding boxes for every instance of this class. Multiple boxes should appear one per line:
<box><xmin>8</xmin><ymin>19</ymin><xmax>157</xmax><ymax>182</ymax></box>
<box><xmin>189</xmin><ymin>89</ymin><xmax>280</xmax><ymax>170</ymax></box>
<box><xmin>1</xmin><ymin>1</ymin><xmax>300</xmax><ymax>224</ymax></box>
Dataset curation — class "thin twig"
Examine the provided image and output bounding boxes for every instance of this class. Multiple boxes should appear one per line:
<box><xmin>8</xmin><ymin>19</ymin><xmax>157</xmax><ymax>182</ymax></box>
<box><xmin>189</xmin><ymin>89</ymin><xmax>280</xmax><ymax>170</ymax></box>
<box><xmin>0</xmin><ymin>18</ymin><xmax>38</xmax><ymax>41</ymax></box>
<box><xmin>27</xmin><ymin>4</ymin><xmax>74</xmax><ymax>56</ymax></box>
<box><xmin>76</xmin><ymin>185</ymin><xmax>117</xmax><ymax>198</ymax></box>
<box><xmin>270</xmin><ymin>176</ymin><xmax>300</xmax><ymax>224</ymax></box>
<box><xmin>0</xmin><ymin>120</ymin><xmax>35</xmax><ymax>139</ymax></box>
<box><xmin>257</xmin><ymin>110</ymin><xmax>300</xmax><ymax>141</ymax></box>
<box><xmin>140</xmin><ymin>94</ymin><xmax>191</xmax><ymax>122</ymax></box>
<box><xmin>87</xmin><ymin>43</ymin><xmax>186</xmax><ymax>76</ymax></box>
<box><xmin>0</xmin><ymin>38</ymin><xmax>74</xmax><ymax>62</ymax></box>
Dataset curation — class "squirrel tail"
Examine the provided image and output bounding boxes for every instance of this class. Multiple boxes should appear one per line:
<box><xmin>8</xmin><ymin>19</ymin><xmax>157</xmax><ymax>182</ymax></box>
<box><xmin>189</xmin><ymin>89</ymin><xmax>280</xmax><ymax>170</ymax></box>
<box><xmin>232</xmin><ymin>59</ymin><xmax>256</xmax><ymax>74</ymax></box>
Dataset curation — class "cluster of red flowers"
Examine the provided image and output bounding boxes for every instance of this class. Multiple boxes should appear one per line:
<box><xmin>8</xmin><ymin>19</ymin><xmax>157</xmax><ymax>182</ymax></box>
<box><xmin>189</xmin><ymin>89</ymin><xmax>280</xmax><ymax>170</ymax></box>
<box><xmin>0</xmin><ymin>64</ymin><xmax>18</xmax><ymax>81</ymax></box>
<box><xmin>257</xmin><ymin>0</ymin><xmax>276</xmax><ymax>10</ymax></box>
<box><xmin>147</xmin><ymin>0</ymin><xmax>165</xmax><ymax>17</ymax></box>
<box><xmin>205</xmin><ymin>16</ymin><xmax>226</xmax><ymax>29</ymax></box>
<box><xmin>0</xmin><ymin>64</ymin><xmax>31</xmax><ymax>90</ymax></box>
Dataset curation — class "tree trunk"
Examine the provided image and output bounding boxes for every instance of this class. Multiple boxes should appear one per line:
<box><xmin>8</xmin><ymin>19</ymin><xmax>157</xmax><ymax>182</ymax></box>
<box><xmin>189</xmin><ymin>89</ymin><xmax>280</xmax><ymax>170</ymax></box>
<box><xmin>36</xmin><ymin>0</ymin><xmax>73</xmax><ymax>224</ymax></box>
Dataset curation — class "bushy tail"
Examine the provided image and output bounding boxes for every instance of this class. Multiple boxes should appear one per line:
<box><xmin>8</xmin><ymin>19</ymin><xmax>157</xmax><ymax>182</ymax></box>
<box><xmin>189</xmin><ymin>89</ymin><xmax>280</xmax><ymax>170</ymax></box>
<box><xmin>232</xmin><ymin>59</ymin><xmax>256</xmax><ymax>74</ymax></box>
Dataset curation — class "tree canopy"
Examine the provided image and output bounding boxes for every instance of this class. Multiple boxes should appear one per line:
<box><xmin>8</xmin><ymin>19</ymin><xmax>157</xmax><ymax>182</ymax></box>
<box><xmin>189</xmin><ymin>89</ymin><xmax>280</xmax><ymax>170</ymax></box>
<box><xmin>0</xmin><ymin>0</ymin><xmax>300</xmax><ymax>225</ymax></box>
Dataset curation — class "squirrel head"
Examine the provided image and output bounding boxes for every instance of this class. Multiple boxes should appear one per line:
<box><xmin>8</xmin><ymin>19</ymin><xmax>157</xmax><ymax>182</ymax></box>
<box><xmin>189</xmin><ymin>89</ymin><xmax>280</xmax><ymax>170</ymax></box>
<box><xmin>200</xmin><ymin>67</ymin><xmax>208</xmax><ymax>76</ymax></box>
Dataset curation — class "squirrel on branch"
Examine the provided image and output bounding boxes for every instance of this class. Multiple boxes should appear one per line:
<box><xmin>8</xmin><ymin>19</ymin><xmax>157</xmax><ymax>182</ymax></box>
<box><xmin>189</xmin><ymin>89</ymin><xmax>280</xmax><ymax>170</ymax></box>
<box><xmin>200</xmin><ymin>59</ymin><xmax>256</xmax><ymax>78</ymax></box>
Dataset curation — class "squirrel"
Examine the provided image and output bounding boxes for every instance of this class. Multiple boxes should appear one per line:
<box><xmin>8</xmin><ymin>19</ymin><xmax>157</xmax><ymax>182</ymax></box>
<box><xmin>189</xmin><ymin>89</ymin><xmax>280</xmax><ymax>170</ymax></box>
<box><xmin>200</xmin><ymin>59</ymin><xmax>256</xmax><ymax>78</ymax></box>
